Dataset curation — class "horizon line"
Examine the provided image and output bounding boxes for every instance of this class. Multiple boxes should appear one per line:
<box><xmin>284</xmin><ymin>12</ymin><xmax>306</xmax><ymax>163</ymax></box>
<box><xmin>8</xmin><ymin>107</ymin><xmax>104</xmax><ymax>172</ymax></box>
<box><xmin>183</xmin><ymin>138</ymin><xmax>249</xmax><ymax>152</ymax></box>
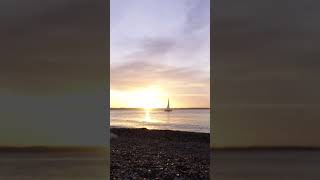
<box><xmin>110</xmin><ymin>107</ymin><xmax>211</xmax><ymax>110</ymax></box>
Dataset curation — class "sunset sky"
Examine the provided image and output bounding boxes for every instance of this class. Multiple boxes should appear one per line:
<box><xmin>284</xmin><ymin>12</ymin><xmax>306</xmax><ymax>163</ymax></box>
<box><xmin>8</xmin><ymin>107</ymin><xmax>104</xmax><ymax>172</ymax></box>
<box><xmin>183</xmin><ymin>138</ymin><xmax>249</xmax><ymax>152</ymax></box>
<box><xmin>111</xmin><ymin>0</ymin><xmax>210</xmax><ymax>108</ymax></box>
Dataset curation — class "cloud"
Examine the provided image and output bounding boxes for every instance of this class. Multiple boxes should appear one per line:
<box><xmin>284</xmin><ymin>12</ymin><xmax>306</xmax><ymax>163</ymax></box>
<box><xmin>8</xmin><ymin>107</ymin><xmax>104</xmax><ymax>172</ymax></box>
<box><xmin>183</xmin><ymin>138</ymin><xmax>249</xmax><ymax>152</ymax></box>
<box><xmin>184</xmin><ymin>0</ymin><xmax>210</xmax><ymax>33</ymax></box>
<box><xmin>124</xmin><ymin>38</ymin><xmax>177</xmax><ymax>62</ymax></box>
<box><xmin>110</xmin><ymin>0</ymin><xmax>210</xmax><ymax>108</ymax></box>
<box><xmin>111</xmin><ymin>61</ymin><xmax>210</xmax><ymax>108</ymax></box>
<box><xmin>111</xmin><ymin>61</ymin><xmax>209</xmax><ymax>93</ymax></box>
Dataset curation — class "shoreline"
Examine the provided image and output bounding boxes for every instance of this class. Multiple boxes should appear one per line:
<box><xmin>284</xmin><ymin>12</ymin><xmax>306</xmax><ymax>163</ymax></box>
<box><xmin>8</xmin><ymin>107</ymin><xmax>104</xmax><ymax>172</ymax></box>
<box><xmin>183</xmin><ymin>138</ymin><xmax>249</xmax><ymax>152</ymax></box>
<box><xmin>111</xmin><ymin>128</ymin><xmax>210</xmax><ymax>179</ymax></box>
<box><xmin>110</xmin><ymin>126</ymin><xmax>210</xmax><ymax>134</ymax></box>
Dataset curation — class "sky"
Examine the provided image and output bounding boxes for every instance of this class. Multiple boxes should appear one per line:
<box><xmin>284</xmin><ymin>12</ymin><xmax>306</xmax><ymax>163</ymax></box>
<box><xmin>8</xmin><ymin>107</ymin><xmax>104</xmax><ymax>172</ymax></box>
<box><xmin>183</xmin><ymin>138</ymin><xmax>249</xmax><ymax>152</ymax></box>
<box><xmin>212</xmin><ymin>0</ymin><xmax>320</xmax><ymax>148</ymax></box>
<box><xmin>111</xmin><ymin>0</ymin><xmax>210</xmax><ymax>108</ymax></box>
<box><xmin>0</xmin><ymin>0</ymin><xmax>108</xmax><ymax>147</ymax></box>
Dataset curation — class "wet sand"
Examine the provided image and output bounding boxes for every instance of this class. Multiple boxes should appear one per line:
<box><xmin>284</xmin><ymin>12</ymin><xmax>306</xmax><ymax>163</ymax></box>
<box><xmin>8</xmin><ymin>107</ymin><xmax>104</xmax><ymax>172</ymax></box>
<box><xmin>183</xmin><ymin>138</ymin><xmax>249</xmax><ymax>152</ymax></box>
<box><xmin>111</xmin><ymin>128</ymin><xmax>210</xmax><ymax>179</ymax></box>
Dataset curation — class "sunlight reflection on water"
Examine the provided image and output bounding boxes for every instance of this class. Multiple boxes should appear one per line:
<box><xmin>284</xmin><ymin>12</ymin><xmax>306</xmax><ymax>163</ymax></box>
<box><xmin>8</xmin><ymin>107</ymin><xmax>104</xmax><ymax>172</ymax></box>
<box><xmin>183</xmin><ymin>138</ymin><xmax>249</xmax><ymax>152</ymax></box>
<box><xmin>111</xmin><ymin>109</ymin><xmax>209</xmax><ymax>133</ymax></box>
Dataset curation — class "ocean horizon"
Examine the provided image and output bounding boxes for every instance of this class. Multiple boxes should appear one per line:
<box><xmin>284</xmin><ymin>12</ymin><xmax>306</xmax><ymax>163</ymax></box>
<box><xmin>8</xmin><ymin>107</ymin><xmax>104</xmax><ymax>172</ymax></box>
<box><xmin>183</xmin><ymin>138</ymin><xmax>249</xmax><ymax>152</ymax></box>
<box><xmin>111</xmin><ymin>108</ymin><xmax>210</xmax><ymax>133</ymax></box>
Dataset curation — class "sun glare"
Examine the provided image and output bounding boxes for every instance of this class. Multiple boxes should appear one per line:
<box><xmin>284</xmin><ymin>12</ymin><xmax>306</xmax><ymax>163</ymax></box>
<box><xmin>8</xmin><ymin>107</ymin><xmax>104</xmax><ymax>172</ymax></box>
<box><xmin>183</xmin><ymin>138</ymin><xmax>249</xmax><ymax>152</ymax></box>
<box><xmin>111</xmin><ymin>86</ymin><xmax>167</xmax><ymax>109</ymax></box>
<box><xmin>128</xmin><ymin>86</ymin><xmax>165</xmax><ymax>109</ymax></box>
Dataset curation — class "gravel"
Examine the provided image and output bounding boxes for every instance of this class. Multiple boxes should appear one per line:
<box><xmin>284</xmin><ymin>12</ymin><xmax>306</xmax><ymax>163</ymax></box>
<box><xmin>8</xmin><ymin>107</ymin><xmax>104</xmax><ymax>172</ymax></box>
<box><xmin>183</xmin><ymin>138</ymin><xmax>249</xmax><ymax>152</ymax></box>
<box><xmin>111</xmin><ymin>128</ymin><xmax>210</xmax><ymax>179</ymax></box>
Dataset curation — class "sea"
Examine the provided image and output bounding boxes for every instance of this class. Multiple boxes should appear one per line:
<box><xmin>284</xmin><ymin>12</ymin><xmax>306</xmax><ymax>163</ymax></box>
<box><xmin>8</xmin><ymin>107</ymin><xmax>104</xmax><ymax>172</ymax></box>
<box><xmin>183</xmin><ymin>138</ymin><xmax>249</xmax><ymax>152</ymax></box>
<box><xmin>110</xmin><ymin>108</ymin><xmax>210</xmax><ymax>133</ymax></box>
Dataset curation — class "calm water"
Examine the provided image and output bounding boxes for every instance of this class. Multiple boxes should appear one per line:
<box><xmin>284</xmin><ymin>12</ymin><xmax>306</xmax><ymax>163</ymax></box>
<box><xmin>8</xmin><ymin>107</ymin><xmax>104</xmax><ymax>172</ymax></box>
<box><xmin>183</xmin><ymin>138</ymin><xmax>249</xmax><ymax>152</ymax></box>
<box><xmin>111</xmin><ymin>109</ymin><xmax>210</xmax><ymax>133</ymax></box>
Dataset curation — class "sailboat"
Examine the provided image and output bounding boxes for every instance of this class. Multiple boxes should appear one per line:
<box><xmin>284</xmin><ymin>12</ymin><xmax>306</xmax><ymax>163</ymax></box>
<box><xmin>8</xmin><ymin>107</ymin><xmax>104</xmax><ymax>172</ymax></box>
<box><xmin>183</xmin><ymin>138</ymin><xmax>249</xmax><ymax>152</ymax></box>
<box><xmin>164</xmin><ymin>99</ymin><xmax>172</xmax><ymax>112</ymax></box>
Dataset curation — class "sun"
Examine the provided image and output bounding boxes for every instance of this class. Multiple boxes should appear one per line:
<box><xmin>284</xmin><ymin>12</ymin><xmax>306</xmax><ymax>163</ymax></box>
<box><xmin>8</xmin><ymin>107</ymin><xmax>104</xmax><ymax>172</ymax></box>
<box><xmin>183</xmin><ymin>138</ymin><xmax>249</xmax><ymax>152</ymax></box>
<box><xmin>127</xmin><ymin>86</ymin><xmax>165</xmax><ymax>109</ymax></box>
<box><xmin>110</xmin><ymin>86</ymin><xmax>167</xmax><ymax>109</ymax></box>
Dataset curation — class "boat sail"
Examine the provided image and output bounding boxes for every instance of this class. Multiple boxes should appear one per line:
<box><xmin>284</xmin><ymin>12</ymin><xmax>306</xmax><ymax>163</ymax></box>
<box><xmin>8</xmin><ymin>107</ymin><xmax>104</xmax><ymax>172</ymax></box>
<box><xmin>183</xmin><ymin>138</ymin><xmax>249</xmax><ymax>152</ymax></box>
<box><xmin>164</xmin><ymin>99</ymin><xmax>172</xmax><ymax>112</ymax></box>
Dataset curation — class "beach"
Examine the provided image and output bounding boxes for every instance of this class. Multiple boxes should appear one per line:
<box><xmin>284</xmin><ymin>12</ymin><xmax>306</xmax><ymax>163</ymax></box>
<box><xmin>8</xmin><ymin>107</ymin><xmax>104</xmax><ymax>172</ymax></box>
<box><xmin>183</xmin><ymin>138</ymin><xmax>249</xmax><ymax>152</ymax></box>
<box><xmin>111</xmin><ymin>128</ymin><xmax>210</xmax><ymax>179</ymax></box>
